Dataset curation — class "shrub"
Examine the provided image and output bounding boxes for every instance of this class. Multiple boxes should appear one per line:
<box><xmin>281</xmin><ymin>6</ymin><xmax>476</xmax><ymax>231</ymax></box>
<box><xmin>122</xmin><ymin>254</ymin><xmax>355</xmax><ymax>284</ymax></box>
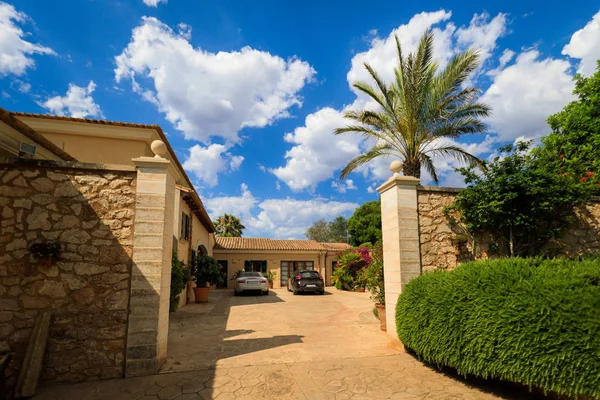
<box><xmin>396</xmin><ymin>257</ymin><xmax>600</xmax><ymax>398</ymax></box>
<box><xmin>193</xmin><ymin>255</ymin><xmax>224</xmax><ymax>287</ymax></box>
<box><xmin>333</xmin><ymin>251</ymin><xmax>365</xmax><ymax>290</ymax></box>
<box><xmin>170</xmin><ymin>251</ymin><xmax>188</xmax><ymax>313</ymax></box>
<box><xmin>364</xmin><ymin>241</ymin><xmax>385</xmax><ymax>305</ymax></box>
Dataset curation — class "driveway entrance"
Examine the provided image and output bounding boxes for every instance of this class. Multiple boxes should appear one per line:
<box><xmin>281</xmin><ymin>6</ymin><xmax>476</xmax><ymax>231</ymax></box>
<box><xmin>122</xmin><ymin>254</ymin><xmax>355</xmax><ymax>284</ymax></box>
<box><xmin>162</xmin><ymin>289</ymin><xmax>397</xmax><ymax>372</ymax></box>
<box><xmin>36</xmin><ymin>289</ymin><xmax>539</xmax><ymax>399</ymax></box>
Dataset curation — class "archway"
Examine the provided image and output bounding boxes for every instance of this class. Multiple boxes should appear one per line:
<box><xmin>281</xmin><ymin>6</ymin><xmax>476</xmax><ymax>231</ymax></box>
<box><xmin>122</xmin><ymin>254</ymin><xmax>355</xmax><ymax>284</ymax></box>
<box><xmin>198</xmin><ymin>244</ymin><xmax>208</xmax><ymax>256</ymax></box>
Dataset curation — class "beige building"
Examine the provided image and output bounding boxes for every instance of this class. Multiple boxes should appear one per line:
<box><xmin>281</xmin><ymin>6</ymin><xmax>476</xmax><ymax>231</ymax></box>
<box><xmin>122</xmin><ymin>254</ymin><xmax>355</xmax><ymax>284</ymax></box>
<box><xmin>2</xmin><ymin>110</ymin><xmax>216</xmax><ymax>264</ymax></box>
<box><xmin>213</xmin><ymin>237</ymin><xmax>349</xmax><ymax>288</ymax></box>
<box><xmin>0</xmin><ymin>107</ymin><xmax>351</xmax><ymax>386</ymax></box>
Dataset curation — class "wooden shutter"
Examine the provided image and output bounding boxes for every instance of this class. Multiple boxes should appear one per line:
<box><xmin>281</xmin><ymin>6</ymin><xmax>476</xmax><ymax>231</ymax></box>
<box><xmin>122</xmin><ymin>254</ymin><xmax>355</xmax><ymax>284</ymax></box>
<box><xmin>261</xmin><ymin>260</ymin><xmax>267</xmax><ymax>273</ymax></box>
<box><xmin>180</xmin><ymin>212</ymin><xmax>185</xmax><ymax>238</ymax></box>
<box><xmin>244</xmin><ymin>260</ymin><xmax>250</xmax><ymax>272</ymax></box>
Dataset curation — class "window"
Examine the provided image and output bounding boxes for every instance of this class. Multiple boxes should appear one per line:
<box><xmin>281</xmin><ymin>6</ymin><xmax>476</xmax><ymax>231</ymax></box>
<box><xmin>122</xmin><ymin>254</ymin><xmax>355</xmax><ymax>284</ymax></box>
<box><xmin>180</xmin><ymin>212</ymin><xmax>190</xmax><ymax>241</ymax></box>
<box><xmin>244</xmin><ymin>260</ymin><xmax>266</xmax><ymax>273</ymax></box>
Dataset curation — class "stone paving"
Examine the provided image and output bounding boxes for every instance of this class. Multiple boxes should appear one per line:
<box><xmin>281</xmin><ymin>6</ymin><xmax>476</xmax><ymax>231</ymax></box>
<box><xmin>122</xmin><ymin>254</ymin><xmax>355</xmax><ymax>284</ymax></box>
<box><xmin>35</xmin><ymin>289</ymin><xmax>537</xmax><ymax>399</ymax></box>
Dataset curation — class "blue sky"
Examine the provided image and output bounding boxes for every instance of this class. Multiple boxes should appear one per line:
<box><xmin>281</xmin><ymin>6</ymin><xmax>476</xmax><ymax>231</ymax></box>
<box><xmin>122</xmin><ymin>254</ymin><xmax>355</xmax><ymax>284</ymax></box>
<box><xmin>2</xmin><ymin>0</ymin><xmax>599</xmax><ymax>238</ymax></box>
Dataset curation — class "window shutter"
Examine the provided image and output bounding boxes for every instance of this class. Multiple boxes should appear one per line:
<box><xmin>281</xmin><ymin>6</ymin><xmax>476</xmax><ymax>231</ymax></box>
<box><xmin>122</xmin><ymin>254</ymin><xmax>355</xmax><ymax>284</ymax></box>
<box><xmin>185</xmin><ymin>215</ymin><xmax>190</xmax><ymax>240</ymax></box>
<box><xmin>180</xmin><ymin>212</ymin><xmax>185</xmax><ymax>238</ymax></box>
<box><xmin>244</xmin><ymin>260</ymin><xmax>250</xmax><ymax>272</ymax></box>
<box><xmin>261</xmin><ymin>260</ymin><xmax>267</xmax><ymax>273</ymax></box>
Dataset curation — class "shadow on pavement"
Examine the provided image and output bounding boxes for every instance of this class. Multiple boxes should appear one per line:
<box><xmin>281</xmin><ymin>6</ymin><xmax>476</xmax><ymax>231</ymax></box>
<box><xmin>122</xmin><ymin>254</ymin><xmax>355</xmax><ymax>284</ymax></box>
<box><xmin>161</xmin><ymin>288</ymin><xmax>303</xmax><ymax>398</ymax></box>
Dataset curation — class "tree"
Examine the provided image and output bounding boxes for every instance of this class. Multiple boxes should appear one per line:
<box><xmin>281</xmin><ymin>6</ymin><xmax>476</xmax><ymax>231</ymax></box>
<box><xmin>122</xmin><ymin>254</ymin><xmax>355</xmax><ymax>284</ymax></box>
<box><xmin>305</xmin><ymin>219</ymin><xmax>331</xmax><ymax>242</ymax></box>
<box><xmin>329</xmin><ymin>216</ymin><xmax>348</xmax><ymax>243</ymax></box>
<box><xmin>534</xmin><ymin>60</ymin><xmax>600</xmax><ymax>194</ymax></box>
<box><xmin>347</xmin><ymin>201</ymin><xmax>382</xmax><ymax>246</ymax></box>
<box><xmin>213</xmin><ymin>213</ymin><xmax>245</xmax><ymax>237</ymax></box>
<box><xmin>451</xmin><ymin>141</ymin><xmax>590</xmax><ymax>257</ymax></box>
<box><xmin>335</xmin><ymin>30</ymin><xmax>490</xmax><ymax>182</ymax></box>
<box><xmin>305</xmin><ymin>216</ymin><xmax>349</xmax><ymax>243</ymax></box>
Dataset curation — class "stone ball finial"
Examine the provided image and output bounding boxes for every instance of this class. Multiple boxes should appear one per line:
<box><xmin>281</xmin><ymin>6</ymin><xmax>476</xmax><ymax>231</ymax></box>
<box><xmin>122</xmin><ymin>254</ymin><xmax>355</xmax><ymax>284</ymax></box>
<box><xmin>151</xmin><ymin>140</ymin><xmax>168</xmax><ymax>158</ymax></box>
<box><xmin>390</xmin><ymin>160</ymin><xmax>402</xmax><ymax>174</ymax></box>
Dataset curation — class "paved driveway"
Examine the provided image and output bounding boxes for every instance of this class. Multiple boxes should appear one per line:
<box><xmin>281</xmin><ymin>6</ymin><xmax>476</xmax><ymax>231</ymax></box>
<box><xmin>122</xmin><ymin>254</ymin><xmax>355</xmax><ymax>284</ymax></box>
<box><xmin>161</xmin><ymin>288</ymin><xmax>398</xmax><ymax>372</ymax></box>
<box><xmin>36</xmin><ymin>289</ymin><xmax>538</xmax><ymax>399</ymax></box>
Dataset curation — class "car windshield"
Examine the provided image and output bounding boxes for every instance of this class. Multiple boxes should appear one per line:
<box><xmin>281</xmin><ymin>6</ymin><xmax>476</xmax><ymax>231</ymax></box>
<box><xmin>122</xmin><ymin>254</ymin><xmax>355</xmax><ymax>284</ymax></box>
<box><xmin>300</xmin><ymin>271</ymin><xmax>319</xmax><ymax>279</ymax></box>
<box><xmin>239</xmin><ymin>272</ymin><xmax>262</xmax><ymax>278</ymax></box>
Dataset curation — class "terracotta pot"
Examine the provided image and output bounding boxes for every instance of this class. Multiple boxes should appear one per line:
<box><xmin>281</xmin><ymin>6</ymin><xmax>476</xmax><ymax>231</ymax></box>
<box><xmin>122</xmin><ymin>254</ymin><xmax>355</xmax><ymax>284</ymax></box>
<box><xmin>357</xmin><ymin>288</ymin><xmax>366</xmax><ymax>293</ymax></box>
<box><xmin>375</xmin><ymin>304</ymin><xmax>386</xmax><ymax>331</ymax></box>
<box><xmin>194</xmin><ymin>286</ymin><xmax>210</xmax><ymax>303</ymax></box>
<box><xmin>269</xmin><ymin>282</ymin><xmax>274</xmax><ymax>289</ymax></box>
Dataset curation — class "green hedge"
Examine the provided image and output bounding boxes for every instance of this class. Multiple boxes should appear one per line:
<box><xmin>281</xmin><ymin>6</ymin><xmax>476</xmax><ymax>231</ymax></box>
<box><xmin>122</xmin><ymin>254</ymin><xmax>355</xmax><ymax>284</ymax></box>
<box><xmin>396</xmin><ymin>257</ymin><xmax>600</xmax><ymax>398</ymax></box>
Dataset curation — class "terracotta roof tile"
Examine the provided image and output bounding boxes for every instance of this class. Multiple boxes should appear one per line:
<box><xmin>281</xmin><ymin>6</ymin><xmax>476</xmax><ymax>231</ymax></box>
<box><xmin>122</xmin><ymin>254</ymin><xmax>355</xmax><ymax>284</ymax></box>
<box><xmin>214</xmin><ymin>237</ymin><xmax>350</xmax><ymax>251</ymax></box>
<box><xmin>319</xmin><ymin>242</ymin><xmax>352</xmax><ymax>251</ymax></box>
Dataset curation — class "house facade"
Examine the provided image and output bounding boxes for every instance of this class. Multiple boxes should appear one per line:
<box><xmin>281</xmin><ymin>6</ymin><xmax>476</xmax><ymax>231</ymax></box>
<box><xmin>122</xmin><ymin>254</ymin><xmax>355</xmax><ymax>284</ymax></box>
<box><xmin>213</xmin><ymin>237</ymin><xmax>350</xmax><ymax>288</ymax></box>
<box><xmin>6</xmin><ymin>111</ymin><xmax>216</xmax><ymax>263</ymax></box>
<box><xmin>0</xmin><ymin>107</ymin><xmax>352</xmax><ymax>388</ymax></box>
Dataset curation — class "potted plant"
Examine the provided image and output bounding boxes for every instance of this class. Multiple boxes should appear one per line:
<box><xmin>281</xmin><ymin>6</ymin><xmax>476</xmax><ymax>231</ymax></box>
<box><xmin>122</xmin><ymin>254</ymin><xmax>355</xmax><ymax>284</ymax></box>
<box><xmin>30</xmin><ymin>242</ymin><xmax>61</xmax><ymax>267</ymax></box>
<box><xmin>192</xmin><ymin>255</ymin><xmax>224</xmax><ymax>303</ymax></box>
<box><xmin>364</xmin><ymin>242</ymin><xmax>386</xmax><ymax>331</ymax></box>
<box><xmin>264</xmin><ymin>270</ymin><xmax>275</xmax><ymax>289</ymax></box>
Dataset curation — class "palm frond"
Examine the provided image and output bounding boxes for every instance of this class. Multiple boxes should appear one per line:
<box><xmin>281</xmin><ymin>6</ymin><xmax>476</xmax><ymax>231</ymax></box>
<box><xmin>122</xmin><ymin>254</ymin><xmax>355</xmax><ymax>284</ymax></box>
<box><xmin>340</xmin><ymin>143</ymin><xmax>394</xmax><ymax>179</ymax></box>
<box><xmin>420</xmin><ymin>153</ymin><xmax>439</xmax><ymax>183</ymax></box>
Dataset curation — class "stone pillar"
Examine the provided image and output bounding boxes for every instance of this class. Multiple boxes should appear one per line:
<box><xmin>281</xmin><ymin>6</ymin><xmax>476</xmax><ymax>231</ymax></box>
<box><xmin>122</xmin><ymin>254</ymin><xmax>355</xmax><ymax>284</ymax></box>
<box><xmin>125</xmin><ymin>141</ymin><xmax>175</xmax><ymax>377</ymax></box>
<box><xmin>377</xmin><ymin>162</ymin><xmax>421</xmax><ymax>349</ymax></box>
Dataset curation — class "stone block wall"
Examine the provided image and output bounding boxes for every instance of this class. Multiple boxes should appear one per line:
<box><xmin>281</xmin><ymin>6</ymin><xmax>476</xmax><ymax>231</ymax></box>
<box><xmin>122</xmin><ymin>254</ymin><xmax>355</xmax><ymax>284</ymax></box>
<box><xmin>417</xmin><ymin>187</ymin><xmax>600</xmax><ymax>271</ymax></box>
<box><xmin>0</xmin><ymin>162</ymin><xmax>136</xmax><ymax>385</ymax></box>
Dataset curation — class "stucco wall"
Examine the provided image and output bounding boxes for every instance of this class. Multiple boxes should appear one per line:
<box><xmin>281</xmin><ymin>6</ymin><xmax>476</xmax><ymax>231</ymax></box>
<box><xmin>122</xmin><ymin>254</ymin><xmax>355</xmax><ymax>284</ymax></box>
<box><xmin>417</xmin><ymin>187</ymin><xmax>600</xmax><ymax>271</ymax></box>
<box><xmin>40</xmin><ymin>133</ymin><xmax>152</xmax><ymax>166</ymax></box>
<box><xmin>0</xmin><ymin>162</ymin><xmax>136</xmax><ymax>385</ymax></box>
<box><xmin>213</xmin><ymin>251</ymin><xmax>341</xmax><ymax>288</ymax></box>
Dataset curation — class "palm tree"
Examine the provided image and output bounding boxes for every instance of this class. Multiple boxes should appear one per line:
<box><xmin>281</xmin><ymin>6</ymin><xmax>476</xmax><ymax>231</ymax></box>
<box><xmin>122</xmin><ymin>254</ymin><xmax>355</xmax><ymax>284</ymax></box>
<box><xmin>335</xmin><ymin>30</ymin><xmax>491</xmax><ymax>182</ymax></box>
<box><xmin>213</xmin><ymin>214</ymin><xmax>246</xmax><ymax>237</ymax></box>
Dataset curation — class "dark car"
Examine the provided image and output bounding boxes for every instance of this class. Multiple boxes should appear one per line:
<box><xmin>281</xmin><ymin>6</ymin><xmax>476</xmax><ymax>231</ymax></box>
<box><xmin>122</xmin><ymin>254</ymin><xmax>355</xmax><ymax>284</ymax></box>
<box><xmin>287</xmin><ymin>270</ymin><xmax>325</xmax><ymax>295</ymax></box>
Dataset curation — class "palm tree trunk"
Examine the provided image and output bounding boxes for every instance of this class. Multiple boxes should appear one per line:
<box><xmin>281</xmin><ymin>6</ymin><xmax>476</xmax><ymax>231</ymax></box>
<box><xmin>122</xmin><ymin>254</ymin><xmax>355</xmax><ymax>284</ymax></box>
<box><xmin>402</xmin><ymin>160</ymin><xmax>421</xmax><ymax>179</ymax></box>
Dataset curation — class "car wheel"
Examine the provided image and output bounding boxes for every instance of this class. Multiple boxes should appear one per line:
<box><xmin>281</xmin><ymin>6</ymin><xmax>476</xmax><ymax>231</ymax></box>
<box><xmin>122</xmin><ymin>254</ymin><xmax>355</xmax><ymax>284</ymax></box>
<box><xmin>234</xmin><ymin>290</ymin><xmax>239</xmax><ymax>296</ymax></box>
<box><xmin>263</xmin><ymin>290</ymin><xmax>269</xmax><ymax>296</ymax></box>
<box><xmin>319</xmin><ymin>290</ymin><xmax>325</xmax><ymax>295</ymax></box>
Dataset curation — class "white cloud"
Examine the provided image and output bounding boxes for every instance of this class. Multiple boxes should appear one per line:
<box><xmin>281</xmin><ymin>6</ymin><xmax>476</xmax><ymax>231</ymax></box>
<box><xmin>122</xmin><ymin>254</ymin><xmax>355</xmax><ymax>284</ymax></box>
<box><xmin>270</xmin><ymin>107</ymin><xmax>362</xmax><ymax>191</ymax></box>
<box><xmin>273</xmin><ymin>10</ymin><xmax>509</xmax><ymax>191</ymax></box>
<box><xmin>562</xmin><ymin>10</ymin><xmax>600</xmax><ymax>77</ymax></box>
<box><xmin>481</xmin><ymin>50</ymin><xmax>575</xmax><ymax>141</ymax></box>
<box><xmin>40</xmin><ymin>81</ymin><xmax>103</xmax><ymax>118</ymax></box>
<box><xmin>142</xmin><ymin>0</ymin><xmax>167</xmax><ymax>7</ymax></box>
<box><xmin>15</xmin><ymin>80</ymin><xmax>31</xmax><ymax>92</ymax></box>
<box><xmin>487</xmin><ymin>48</ymin><xmax>515</xmax><ymax>76</ymax></box>
<box><xmin>204</xmin><ymin>185</ymin><xmax>358</xmax><ymax>238</ymax></box>
<box><xmin>455</xmin><ymin>12</ymin><xmax>508</xmax><ymax>67</ymax></box>
<box><xmin>347</xmin><ymin>10</ymin><xmax>454</xmax><ymax>92</ymax></box>
<box><xmin>275</xmin><ymin>181</ymin><xmax>281</xmax><ymax>191</ymax></box>
<box><xmin>115</xmin><ymin>17</ymin><xmax>315</xmax><ymax>144</ymax></box>
<box><xmin>182</xmin><ymin>143</ymin><xmax>244</xmax><ymax>187</ymax></box>
<box><xmin>331</xmin><ymin>179</ymin><xmax>357</xmax><ymax>193</ymax></box>
<box><xmin>0</xmin><ymin>1</ymin><xmax>55</xmax><ymax>76</ymax></box>
<box><xmin>203</xmin><ymin>183</ymin><xmax>256</xmax><ymax>222</ymax></box>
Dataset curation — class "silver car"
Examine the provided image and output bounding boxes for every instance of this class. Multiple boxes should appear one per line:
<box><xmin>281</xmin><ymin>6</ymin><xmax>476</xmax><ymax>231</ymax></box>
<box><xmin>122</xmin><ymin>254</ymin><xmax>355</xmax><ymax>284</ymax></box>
<box><xmin>233</xmin><ymin>272</ymin><xmax>269</xmax><ymax>296</ymax></box>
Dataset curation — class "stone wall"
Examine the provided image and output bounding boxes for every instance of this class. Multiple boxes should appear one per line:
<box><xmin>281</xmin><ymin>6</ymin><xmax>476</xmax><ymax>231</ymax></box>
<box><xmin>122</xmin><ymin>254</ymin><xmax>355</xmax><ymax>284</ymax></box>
<box><xmin>417</xmin><ymin>187</ymin><xmax>600</xmax><ymax>271</ymax></box>
<box><xmin>0</xmin><ymin>162</ymin><xmax>136</xmax><ymax>385</ymax></box>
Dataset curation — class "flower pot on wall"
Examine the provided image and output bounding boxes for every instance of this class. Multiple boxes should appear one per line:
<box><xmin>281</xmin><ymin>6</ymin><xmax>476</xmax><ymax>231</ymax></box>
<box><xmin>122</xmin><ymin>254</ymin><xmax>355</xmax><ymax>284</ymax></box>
<box><xmin>194</xmin><ymin>287</ymin><xmax>210</xmax><ymax>303</ymax></box>
<box><xmin>375</xmin><ymin>303</ymin><xmax>386</xmax><ymax>331</ymax></box>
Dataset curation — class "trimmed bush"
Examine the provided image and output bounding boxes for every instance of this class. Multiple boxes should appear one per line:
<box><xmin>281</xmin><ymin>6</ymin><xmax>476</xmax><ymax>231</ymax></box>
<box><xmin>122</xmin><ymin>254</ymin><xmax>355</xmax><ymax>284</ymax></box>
<box><xmin>396</xmin><ymin>257</ymin><xmax>600</xmax><ymax>398</ymax></box>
